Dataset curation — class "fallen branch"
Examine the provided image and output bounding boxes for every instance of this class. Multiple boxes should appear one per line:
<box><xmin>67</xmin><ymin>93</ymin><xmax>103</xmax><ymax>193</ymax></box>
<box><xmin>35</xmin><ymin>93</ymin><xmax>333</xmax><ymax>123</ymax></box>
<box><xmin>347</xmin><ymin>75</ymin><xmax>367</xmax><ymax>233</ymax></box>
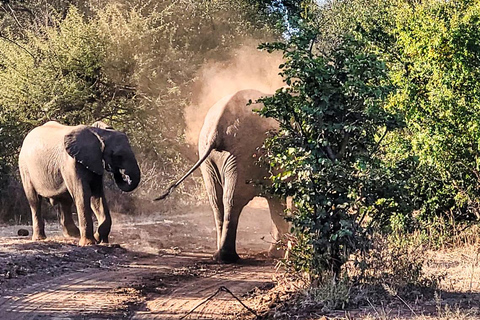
<box><xmin>180</xmin><ymin>285</ymin><xmax>258</xmax><ymax>319</ymax></box>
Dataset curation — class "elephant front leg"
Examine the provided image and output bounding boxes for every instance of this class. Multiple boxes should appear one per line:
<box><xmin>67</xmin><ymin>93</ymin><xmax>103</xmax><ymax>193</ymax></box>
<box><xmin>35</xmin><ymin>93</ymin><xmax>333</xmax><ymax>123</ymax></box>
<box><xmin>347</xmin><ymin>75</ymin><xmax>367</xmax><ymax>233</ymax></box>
<box><xmin>91</xmin><ymin>194</ymin><xmax>111</xmax><ymax>244</ymax></box>
<box><xmin>58</xmin><ymin>200</ymin><xmax>80</xmax><ymax>238</ymax></box>
<box><xmin>73</xmin><ymin>189</ymin><xmax>96</xmax><ymax>246</ymax></box>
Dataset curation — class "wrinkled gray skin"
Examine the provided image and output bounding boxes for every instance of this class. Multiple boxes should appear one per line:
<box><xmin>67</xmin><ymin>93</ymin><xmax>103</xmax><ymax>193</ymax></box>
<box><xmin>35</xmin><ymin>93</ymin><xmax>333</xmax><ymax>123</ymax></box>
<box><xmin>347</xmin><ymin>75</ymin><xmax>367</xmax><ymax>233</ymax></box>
<box><xmin>158</xmin><ymin>89</ymin><xmax>289</xmax><ymax>263</ymax></box>
<box><xmin>19</xmin><ymin>121</ymin><xmax>141</xmax><ymax>246</ymax></box>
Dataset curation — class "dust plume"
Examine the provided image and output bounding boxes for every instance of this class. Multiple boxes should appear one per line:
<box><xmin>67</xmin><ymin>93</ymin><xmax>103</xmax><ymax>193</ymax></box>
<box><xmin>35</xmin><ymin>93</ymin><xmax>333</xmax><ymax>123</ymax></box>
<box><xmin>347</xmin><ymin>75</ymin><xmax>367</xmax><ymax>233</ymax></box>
<box><xmin>185</xmin><ymin>44</ymin><xmax>285</xmax><ymax>145</ymax></box>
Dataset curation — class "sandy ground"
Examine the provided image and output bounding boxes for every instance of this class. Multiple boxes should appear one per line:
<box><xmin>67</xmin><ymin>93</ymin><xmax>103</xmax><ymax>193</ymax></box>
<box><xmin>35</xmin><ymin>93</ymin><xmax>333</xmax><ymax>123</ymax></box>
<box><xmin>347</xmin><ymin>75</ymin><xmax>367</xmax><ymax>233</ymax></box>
<box><xmin>0</xmin><ymin>198</ymin><xmax>279</xmax><ymax>319</ymax></box>
<box><xmin>1</xmin><ymin>198</ymin><xmax>480</xmax><ymax>320</ymax></box>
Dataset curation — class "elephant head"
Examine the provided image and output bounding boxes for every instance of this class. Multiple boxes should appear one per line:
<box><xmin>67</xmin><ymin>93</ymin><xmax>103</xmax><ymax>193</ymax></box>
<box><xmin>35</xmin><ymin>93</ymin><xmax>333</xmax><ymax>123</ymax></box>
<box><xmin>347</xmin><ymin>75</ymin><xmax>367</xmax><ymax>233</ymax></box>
<box><xmin>64</xmin><ymin>124</ymin><xmax>141</xmax><ymax>192</ymax></box>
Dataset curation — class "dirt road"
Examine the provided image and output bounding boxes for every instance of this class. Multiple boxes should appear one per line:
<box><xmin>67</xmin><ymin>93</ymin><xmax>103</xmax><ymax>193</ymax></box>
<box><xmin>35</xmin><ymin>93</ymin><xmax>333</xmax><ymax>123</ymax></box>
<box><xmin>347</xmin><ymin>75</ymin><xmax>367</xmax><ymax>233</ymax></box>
<box><xmin>0</xmin><ymin>251</ymin><xmax>276</xmax><ymax>319</ymax></box>
<box><xmin>0</xmin><ymin>201</ymin><xmax>279</xmax><ymax>319</ymax></box>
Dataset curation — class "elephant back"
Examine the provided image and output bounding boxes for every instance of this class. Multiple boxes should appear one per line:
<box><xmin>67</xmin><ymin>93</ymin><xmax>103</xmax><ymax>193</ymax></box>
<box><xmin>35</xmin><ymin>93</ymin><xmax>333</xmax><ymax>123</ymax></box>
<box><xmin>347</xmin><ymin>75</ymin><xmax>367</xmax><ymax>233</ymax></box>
<box><xmin>21</xmin><ymin>121</ymin><xmax>79</xmax><ymax>155</ymax></box>
<box><xmin>199</xmin><ymin>89</ymin><xmax>278</xmax><ymax>154</ymax></box>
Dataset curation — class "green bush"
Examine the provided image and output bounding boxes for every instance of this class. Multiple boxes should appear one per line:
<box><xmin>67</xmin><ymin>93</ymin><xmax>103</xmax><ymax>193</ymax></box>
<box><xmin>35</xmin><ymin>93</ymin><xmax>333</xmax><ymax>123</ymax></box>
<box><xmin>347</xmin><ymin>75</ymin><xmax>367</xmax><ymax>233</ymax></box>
<box><xmin>258</xmin><ymin>1</ymin><xmax>402</xmax><ymax>277</ymax></box>
<box><xmin>388</xmin><ymin>0</ymin><xmax>480</xmax><ymax>222</ymax></box>
<box><xmin>319</xmin><ymin>0</ymin><xmax>480</xmax><ymax>230</ymax></box>
<box><xmin>0</xmin><ymin>0</ymin><xmax>281</xmax><ymax>221</ymax></box>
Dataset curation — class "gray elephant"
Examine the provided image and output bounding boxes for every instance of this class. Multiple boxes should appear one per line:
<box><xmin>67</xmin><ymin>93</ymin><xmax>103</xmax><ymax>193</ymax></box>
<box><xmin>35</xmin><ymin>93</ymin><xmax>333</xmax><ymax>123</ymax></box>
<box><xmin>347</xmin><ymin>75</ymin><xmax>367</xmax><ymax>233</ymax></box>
<box><xmin>157</xmin><ymin>89</ymin><xmax>289</xmax><ymax>263</ymax></box>
<box><xmin>19</xmin><ymin>120</ymin><xmax>140</xmax><ymax>246</ymax></box>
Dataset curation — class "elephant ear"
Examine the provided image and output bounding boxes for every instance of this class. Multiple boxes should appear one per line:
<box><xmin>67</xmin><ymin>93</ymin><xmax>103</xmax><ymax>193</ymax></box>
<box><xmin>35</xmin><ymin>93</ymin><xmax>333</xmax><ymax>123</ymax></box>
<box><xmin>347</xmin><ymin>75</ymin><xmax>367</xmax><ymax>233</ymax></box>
<box><xmin>64</xmin><ymin>126</ymin><xmax>105</xmax><ymax>175</ymax></box>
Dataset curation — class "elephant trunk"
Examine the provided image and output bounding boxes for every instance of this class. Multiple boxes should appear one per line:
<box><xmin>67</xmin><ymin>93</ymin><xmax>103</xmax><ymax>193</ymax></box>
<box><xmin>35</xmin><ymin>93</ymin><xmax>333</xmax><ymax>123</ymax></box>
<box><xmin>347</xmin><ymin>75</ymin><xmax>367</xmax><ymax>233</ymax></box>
<box><xmin>113</xmin><ymin>160</ymin><xmax>140</xmax><ymax>192</ymax></box>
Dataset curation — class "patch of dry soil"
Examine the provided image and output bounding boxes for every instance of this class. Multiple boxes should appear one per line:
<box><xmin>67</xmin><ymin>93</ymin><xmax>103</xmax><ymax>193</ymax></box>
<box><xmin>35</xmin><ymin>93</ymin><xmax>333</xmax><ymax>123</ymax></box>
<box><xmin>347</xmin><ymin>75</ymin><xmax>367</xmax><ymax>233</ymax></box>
<box><xmin>0</xmin><ymin>200</ymin><xmax>280</xmax><ymax>319</ymax></box>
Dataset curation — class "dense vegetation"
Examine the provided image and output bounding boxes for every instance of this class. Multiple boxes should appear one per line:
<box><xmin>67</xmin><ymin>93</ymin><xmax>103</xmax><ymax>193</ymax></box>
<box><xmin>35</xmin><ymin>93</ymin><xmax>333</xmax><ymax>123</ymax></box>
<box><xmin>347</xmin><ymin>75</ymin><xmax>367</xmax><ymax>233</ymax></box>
<box><xmin>0</xmin><ymin>0</ymin><xmax>280</xmax><ymax>219</ymax></box>
<box><xmin>1</xmin><ymin>0</ymin><xmax>480</xmax><ymax>287</ymax></box>
<box><xmin>257</xmin><ymin>0</ymin><xmax>480</xmax><ymax>278</ymax></box>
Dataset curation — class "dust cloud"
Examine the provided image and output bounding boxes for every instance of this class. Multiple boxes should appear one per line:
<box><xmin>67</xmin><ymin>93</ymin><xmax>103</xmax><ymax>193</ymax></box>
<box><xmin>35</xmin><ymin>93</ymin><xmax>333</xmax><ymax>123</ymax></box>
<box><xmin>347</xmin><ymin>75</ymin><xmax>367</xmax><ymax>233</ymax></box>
<box><xmin>184</xmin><ymin>44</ymin><xmax>285</xmax><ymax>145</ymax></box>
<box><xmin>177</xmin><ymin>45</ymin><xmax>284</xmax><ymax>255</ymax></box>
<box><xmin>106</xmin><ymin>199</ymin><xmax>274</xmax><ymax>256</ymax></box>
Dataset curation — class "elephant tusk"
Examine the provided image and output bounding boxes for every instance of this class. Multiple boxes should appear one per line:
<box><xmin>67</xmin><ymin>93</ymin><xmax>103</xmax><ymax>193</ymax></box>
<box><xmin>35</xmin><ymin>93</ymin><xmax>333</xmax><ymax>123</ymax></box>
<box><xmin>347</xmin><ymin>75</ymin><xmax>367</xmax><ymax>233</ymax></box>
<box><xmin>119</xmin><ymin>169</ymin><xmax>132</xmax><ymax>185</ymax></box>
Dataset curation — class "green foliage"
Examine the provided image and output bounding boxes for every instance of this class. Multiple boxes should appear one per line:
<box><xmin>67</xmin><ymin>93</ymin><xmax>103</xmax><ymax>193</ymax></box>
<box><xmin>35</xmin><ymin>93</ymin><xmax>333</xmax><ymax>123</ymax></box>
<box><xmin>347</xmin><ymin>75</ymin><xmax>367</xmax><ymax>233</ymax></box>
<box><xmin>318</xmin><ymin>0</ymin><xmax>480</xmax><ymax>229</ymax></box>
<box><xmin>0</xmin><ymin>0</ymin><xmax>279</xmax><ymax>155</ymax></box>
<box><xmin>249</xmin><ymin>0</ymin><xmax>320</xmax><ymax>31</ymax></box>
<box><xmin>0</xmin><ymin>7</ymin><xmax>130</xmax><ymax>124</ymax></box>
<box><xmin>0</xmin><ymin>0</ymin><xmax>280</xmax><ymax>221</ymax></box>
<box><xmin>385</xmin><ymin>0</ymin><xmax>480</xmax><ymax>221</ymax></box>
<box><xmin>258</xmin><ymin>4</ymin><xmax>401</xmax><ymax>277</ymax></box>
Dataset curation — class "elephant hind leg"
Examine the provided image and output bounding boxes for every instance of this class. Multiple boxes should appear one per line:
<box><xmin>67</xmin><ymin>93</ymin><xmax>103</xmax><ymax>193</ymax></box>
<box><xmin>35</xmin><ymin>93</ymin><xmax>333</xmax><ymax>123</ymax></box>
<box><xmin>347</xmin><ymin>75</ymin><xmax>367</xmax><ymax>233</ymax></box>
<box><xmin>201</xmin><ymin>161</ymin><xmax>225</xmax><ymax>251</ymax></box>
<box><xmin>20</xmin><ymin>173</ymin><xmax>46</xmax><ymax>241</ymax></box>
<box><xmin>58</xmin><ymin>198</ymin><xmax>80</xmax><ymax>238</ymax></box>
<box><xmin>215</xmin><ymin>165</ymin><xmax>253</xmax><ymax>263</ymax></box>
<box><xmin>215</xmin><ymin>194</ymin><xmax>252</xmax><ymax>263</ymax></box>
<box><xmin>266</xmin><ymin>197</ymin><xmax>289</xmax><ymax>258</ymax></box>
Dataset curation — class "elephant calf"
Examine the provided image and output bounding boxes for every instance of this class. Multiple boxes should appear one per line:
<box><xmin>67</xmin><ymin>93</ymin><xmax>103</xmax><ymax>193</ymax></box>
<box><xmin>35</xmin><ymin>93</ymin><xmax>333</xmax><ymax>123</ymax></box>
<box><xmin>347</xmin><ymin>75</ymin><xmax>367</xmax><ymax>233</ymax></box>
<box><xmin>19</xmin><ymin>121</ymin><xmax>141</xmax><ymax>246</ymax></box>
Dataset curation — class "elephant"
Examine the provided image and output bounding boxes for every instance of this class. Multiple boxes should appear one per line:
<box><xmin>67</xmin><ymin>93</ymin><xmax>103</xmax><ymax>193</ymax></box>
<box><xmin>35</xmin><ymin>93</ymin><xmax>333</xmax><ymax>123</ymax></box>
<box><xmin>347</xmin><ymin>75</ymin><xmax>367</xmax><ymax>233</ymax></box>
<box><xmin>156</xmin><ymin>89</ymin><xmax>290</xmax><ymax>263</ymax></box>
<box><xmin>18</xmin><ymin>120</ymin><xmax>141</xmax><ymax>246</ymax></box>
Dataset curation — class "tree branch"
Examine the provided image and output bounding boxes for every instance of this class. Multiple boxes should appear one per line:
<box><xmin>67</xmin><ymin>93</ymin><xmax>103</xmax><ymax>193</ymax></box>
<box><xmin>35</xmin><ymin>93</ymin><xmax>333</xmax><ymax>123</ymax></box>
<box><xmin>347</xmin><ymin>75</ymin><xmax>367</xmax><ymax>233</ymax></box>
<box><xmin>325</xmin><ymin>145</ymin><xmax>336</xmax><ymax>161</ymax></box>
<box><xmin>369</xmin><ymin>127</ymin><xmax>388</xmax><ymax>157</ymax></box>
<box><xmin>0</xmin><ymin>33</ymin><xmax>36</xmax><ymax>62</ymax></box>
<box><xmin>6</xmin><ymin>3</ymin><xmax>23</xmax><ymax>29</ymax></box>
<box><xmin>337</xmin><ymin>132</ymin><xmax>350</xmax><ymax>160</ymax></box>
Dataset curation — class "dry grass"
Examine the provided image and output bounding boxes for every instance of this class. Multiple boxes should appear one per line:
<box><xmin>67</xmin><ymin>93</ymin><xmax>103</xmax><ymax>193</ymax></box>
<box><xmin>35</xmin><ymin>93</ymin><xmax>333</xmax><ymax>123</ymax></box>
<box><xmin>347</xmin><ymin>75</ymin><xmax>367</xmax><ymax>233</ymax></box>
<box><xmin>360</xmin><ymin>302</ymin><xmax>480</xmax><ymax>320</ymax></box>
<box><xmin>234</xmin><ymin>226</ymin><xmax>480</xmax><ymax>320</ymax></box>
<box><xmin>423</xmin><ymin>245</ymin><xmax>480</xmax><ymax>293</ymax></box>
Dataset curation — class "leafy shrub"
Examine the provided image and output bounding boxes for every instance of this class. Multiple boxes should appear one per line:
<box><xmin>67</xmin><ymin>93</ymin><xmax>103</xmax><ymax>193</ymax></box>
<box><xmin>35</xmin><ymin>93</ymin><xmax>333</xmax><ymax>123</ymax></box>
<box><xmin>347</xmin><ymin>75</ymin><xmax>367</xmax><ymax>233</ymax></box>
<box><xmin>258</xmin><ymin>3</ymin><xmax>402</xmax><ymax>277</ymax></box>
<box><xmin>384</xmin><ymin>0</ymin><xmax>480</xmax><ymax>223</ymax></box>
<box><xmin>0</xmin><ymin>0</ymin><xmax>280</xmax><ymax>221</ymax></box>
<box><xmin>321</xmin><ymin>0</ymin><xmax>480</xmax><ymax>231</ymax></box>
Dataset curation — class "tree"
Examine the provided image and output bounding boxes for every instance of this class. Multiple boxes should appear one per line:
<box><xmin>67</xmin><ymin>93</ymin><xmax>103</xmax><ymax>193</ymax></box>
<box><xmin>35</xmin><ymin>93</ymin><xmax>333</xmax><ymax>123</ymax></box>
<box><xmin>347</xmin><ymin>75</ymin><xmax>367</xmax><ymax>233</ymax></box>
<box><xmin>387</xmin><ymin>0</ymin><xmax>480</xmax><ymax>220</ymax></box>
<box><xmin>258</xmin><ymin>2</ymin><xmax>400</xmax><ymax>277</ymax></box>
<box><xmin>0</xmin><ymin>0</ymin><xmax>281</xmax><ymax>220</ymax></box>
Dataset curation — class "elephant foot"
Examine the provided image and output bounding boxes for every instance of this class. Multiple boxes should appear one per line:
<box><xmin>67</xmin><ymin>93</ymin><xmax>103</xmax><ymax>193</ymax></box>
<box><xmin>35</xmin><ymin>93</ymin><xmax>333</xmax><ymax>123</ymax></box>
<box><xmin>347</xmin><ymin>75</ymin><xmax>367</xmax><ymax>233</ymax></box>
<box><xmin>32</xmin><ymin>233</ymin><xmax>46</xmax><ymax>241</ymax></box>
<box><xmin>94</xmin><ymin>232</ymin><xmax>109</xmax><ymax>244</ymax></box>
<box><xmin>78</xmin><ymin>236</ymin><xmax>96</xmax><ymax>246</ymax></box>
<box><xmin>213</xmin><ymin>250</ymin><xmax>240</xmax><ymax>264</ymax></box>
<box><xmin>63</xmin><ymin>226</ymin><xmax>80</xmax><ymax>238</ymax></box>
<box><xmin>268</xmin><ymin>244</ymin><xmax>286</xmax><ymax>259</ymax></box>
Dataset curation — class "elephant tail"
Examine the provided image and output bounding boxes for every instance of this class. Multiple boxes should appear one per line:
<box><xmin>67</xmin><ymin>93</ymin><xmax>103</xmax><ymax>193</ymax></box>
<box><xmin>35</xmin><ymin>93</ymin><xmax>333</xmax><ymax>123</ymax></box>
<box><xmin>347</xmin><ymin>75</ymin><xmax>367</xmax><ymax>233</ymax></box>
<box><xmin>154</xmin><ymin>143</ymin><xmax>214</xmax><ymax>201</ymax></box>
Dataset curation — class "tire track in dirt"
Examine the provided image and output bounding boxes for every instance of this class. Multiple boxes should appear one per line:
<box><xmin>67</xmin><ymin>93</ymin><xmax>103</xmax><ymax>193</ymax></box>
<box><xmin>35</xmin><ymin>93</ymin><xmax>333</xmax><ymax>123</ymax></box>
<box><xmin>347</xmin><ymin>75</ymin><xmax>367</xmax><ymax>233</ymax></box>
<box><xmin>0</xmin><ymin>253</ymin><xmax>276</xmax><ymax>320</ymax></box>
<box><xmin>0</xmin><ymin>263</ymin><xmax>144</xmax><ymax>319</ymax></box>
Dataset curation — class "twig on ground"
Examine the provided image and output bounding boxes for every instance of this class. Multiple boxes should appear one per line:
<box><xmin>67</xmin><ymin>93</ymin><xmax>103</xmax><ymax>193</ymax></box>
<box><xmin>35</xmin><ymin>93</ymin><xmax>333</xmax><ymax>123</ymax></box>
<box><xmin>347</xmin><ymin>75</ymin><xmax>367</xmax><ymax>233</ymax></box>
<box><xmin>366</xmin><ymin>298</ymin><xmax>381</xmax><ymax>319</ymax></box>
<box><xmin>395</xmin><ymin>294</ymin><xmax>418</xmax><ymax>317</ymax></box>
<box><xmin>180</xmin><ymin>285</ymin><xmax>257</xmax><ymax>319</ymax></box>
